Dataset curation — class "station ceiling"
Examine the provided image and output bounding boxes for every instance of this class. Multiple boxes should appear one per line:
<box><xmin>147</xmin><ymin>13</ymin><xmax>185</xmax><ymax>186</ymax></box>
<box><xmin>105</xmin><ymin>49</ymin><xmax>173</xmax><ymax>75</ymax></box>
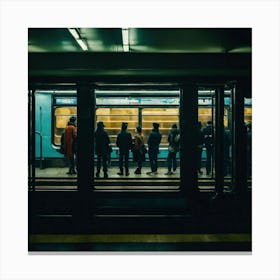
<box><xmin>28</xmin><ymin>28</ymin><xmax>251</xmax><ymax>83</ymax></box>
<box><xmin>28</xmin><ymin>28</ymin><xmax>251</xmax><ymax>53</ymax></box>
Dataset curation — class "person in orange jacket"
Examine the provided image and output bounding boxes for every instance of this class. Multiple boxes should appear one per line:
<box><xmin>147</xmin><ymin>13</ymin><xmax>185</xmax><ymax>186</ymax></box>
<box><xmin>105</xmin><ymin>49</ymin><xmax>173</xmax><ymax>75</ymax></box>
<box><xmin>64</xmin><ymin>116</ymin><xmax>77</xmax><ymax>175</ymax></box>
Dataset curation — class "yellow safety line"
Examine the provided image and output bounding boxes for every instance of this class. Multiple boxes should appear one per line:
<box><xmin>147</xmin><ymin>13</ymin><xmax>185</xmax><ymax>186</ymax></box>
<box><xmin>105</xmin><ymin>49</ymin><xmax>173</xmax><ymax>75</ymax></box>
<box><xmin>29</xmin><ymin>233</ymin><xmax>251</xmax><ymax>243</ymax></box>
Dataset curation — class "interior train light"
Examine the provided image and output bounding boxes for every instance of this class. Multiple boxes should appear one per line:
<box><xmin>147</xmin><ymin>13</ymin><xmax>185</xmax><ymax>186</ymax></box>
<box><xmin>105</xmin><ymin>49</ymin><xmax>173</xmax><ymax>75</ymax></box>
<box><xmin>68</xmin><ymin>28</ymin><xmax>88</xmax><ymax>51</ymax></box>
<box><xmin>122</xmin><ymin>28</ymin><xmax>129</xmax><ymax>52</ymax></box>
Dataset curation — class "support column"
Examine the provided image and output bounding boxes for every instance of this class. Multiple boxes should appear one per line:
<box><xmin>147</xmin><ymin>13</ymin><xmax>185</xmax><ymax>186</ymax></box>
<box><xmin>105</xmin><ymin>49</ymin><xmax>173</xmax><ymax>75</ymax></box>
<box><xmin>180</xmin><ymin>83</ymin><xmax>199</xmax><ymax>197</ymax></box>
<box><xmin>215</xmin><ymin>86</ymin><xmax>224</xmax><ymax>196</ymax></box>
<box><xmin>74</xmin><ymin>84</ymin><xmax>95</xmax><ymax>231</ymax></box>
<box><xmin>232</xmin><ymin>83</ymin><xmax>247</xmax><ymax>195</ymax></box>
<box><xmin>29</xmin><ymin>89</ymin><xmax>35</xmax><ymax>191</ymax></box>
<box><xmin>77</xmin><ymin>84</ymin><xmax>95</xmax><ymax>191</ymax></box>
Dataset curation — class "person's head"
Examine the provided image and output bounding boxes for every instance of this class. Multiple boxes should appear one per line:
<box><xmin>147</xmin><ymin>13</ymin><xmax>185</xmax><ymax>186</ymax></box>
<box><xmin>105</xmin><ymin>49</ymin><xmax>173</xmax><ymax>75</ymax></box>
<box><xmin>136</xmin><ymin>125</ymin><xmax>142</xmax><ymax>133</ymax></box>
<box><xmin>121</xmin><ymin>122</ymin><xmax>128</xmax><ymax>130</ymax></box>
<box><xmin>207</xmin><ymin>120</ymin><xmax>212</xmax><ymax>126</ymax></box>
<box><xmin>171</xmin><ymin>123</ymin><xmax>177</xmax><ymax>129</ymax></box>
<box><xmin>69</xmin><ymin>116</ymin><xmax>76</xmax><ymax>124</ymax></box>
<box><xmin>153</xmin><ymin>122</ymin><xmax>160</xmax><ymax>130</ymax></box>
<box><xmin>97</xmin><ymin>121</ymin><xmax>105</xmax><ymax>129</ymax></box>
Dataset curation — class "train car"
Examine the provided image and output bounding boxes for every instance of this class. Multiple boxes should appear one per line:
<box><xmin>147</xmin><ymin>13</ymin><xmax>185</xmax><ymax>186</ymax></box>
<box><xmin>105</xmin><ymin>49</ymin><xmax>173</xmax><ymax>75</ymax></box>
<box><xmin>34</xmin><ymin>89</ymin><xmax>252</xmax><ymax>168</ymax></box>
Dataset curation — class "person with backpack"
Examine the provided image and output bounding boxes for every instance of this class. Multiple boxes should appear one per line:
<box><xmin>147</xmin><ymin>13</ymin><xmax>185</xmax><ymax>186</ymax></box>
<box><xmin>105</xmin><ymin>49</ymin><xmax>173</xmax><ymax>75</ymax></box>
<box><xmin>116</xmin><ymin>122</ymin><xmax>133</xmax><ymax>176</ymax></box>
<box><xmin>165</xmin><ymin>124</ymin><xmax>180</xmax><ymax>175</ymax></box>
<box><xmin>132</xmin><ymin>125</ymin><xmax>146</xmax><ymax>174</ymax></box>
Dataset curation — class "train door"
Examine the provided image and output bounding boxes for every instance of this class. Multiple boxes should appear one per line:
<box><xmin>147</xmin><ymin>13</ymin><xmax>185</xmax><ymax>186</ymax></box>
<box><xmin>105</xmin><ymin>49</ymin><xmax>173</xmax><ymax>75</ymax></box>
<box><xmin>197</xmin><ymin>88</ymin><xmax>235</xmax><ymax>188</ymax></box>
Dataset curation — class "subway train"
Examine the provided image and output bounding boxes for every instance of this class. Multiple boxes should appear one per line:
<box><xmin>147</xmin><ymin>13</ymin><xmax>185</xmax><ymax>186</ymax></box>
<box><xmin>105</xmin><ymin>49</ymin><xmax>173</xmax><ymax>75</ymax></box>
<box><xmin>34</xmin><ymin>88</ymin><xmax>252</xmax><ymax>168</ymax></box>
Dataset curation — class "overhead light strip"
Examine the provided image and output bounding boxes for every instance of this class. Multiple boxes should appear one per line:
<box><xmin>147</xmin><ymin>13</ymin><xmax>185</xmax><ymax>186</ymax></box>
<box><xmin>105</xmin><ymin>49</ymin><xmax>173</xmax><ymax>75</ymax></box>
<box><xmin>68</xmin><ymin>28</ymin><xmax>88</xmax><ymax>51</ymax></box>
<box><xmin>122</xmin><ymin>28</ymin><xmax>129</xmax><ymax>52</ymax></box>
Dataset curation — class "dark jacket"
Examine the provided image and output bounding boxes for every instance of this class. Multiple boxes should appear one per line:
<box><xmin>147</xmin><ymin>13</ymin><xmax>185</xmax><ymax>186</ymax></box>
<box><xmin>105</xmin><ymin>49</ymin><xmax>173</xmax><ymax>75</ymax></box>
<box><xmin>116</xmin><ymin>130</ymin><xmax>132</xmax><ymax>152</ymax></box>
<box><xmin>202</xmin><ymin>124</ymin><xmax>213</xmax><ymax>147</ymax></box>
<box><xmin>94</xmin><ymin>128</ymin><xmax>110</xmax><ymax>156</ymax></box>
<box><xmin>147</xmin><ymin>129</ymin><xmax>162</xmax><ymax>152</ymax></box>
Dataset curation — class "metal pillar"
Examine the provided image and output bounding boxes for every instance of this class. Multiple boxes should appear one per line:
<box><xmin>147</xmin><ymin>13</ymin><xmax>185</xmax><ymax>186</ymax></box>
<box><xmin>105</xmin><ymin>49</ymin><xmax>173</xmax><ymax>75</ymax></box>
<box><xmin>29</xmin><ymin>89</ymin><xmax>36</xmax><ymax>191</ymax></box>
<box><xmin>214</xmin><ymin>86</ymin><xmax>224</xmax><ymax>196</ymax></box>
<box><xmin>232</xmin><ymin>83</ymin><xmax>247</xmax><ymax>195</ymax></box>
<box><xmin>75</xmin><ymin>84</ymin><xmax>95</xmax><ymax>231</ymax></box>
<box><xmin>180</xmin><ymin>83</ymin><xmax>199</xmax><ymax>197</ymax></box>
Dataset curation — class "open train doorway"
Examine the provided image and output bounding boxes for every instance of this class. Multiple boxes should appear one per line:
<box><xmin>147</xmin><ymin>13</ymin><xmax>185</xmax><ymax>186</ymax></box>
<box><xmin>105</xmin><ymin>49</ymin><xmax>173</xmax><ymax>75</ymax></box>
<box><xmin>93</xmin><ymin>88</ymin><xmax>181</xmax><ymax>190</ymax></box>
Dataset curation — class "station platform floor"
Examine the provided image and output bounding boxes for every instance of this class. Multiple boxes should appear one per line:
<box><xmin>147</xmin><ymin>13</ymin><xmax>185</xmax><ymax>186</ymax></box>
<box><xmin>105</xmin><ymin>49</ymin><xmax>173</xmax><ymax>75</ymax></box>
<box><xmin>34</xmin><ymin>166</ymin><xmax>218</xmax><ymax>179</ymax></box>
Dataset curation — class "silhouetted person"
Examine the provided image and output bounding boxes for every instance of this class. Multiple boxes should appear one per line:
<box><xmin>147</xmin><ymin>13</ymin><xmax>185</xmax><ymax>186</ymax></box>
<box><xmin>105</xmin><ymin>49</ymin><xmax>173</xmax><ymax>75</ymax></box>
<box><xmin>94</xmin><ymin>121</ymin><xmax>110</xmax><ymax>178</ymax></box>
<box><xmin>165</xmin><ymin>124</ymin><xmax>180</xmax><ymax>175</ymax></box>
<box><xmin>132</xmin><ymin>125</ymin><xmax>145</xmax><ymax>174</ymax></box>
<box><xmin>197</xmin><ymin>121</ymin><xmax>204</xmax><ymax>175</ymax></box>
<box><xmin>64</xmin><ymin>116</ymin><xmax>77</xmax><ymax>175</ymax></box>
<box><xmin>202</xmin><ymin>120</ymin><xmax>214</xmax><ymax>175</ymax></box>
<box><xmin>224</xmin><ymin>127</ymin><xmax>231</xmax><ymax>176</ymax></box>
<box><xmin>116</xmin><ymin>122</ymin><xmax>132</xmax><ymax>176</ymax></box>
<box><xmin>147</xmin><ymin>122</ymin><xmax>162</xmax><ymax>175</ymax></box>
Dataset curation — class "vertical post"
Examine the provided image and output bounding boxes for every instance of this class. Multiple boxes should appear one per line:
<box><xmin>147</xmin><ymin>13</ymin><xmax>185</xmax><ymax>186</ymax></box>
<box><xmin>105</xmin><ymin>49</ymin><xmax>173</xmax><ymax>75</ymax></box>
<box><xmin>75</xmin><ymin>84</ymin><xmax>94</xmax><ymax>231</ymax></box>
<box><xmin>180</xmin><ymin>83</ymin><xmax>199</xmax><ymax>197</ymax></box>
<box><xmin>214</xmin><ymin>86</ymin><xmax>224</xmax><ymax>196</ymax></box>
<box><xmin>30</xmin><ymin>89</ymin><xmax>36</xmax><ymax>191</ymax></box>
<box><xmin>77</xmin><ymin>84</ymin><xmax>94</xmax><ymax>192</ymax></box>
<box><xmin>232</xmin><ymin>83</ymin><xmax>247</xmax><ymax>195</ymax></box>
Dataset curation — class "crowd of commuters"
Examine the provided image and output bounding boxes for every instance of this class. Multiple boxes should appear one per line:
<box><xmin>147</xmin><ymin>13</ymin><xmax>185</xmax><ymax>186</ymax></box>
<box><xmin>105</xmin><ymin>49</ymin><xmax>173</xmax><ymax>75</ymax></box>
<box><xmin>62</xmin><ymin>116</ymin><xmax>251</xmax><ymax>179</ymax></box>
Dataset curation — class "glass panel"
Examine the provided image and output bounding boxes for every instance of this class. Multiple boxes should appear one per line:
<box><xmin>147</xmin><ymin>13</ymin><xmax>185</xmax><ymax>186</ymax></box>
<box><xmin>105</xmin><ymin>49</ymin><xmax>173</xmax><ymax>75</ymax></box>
<box><xmin>96</xmin><ymin>108</ymin><xmax>138</xmax><ymax>145</ymax></box>
<box><xmin>34</xmin><ymin>91</ymin><xmax>78</xmax><ymax>187</ymax></box>
<box><xmin>198</xmin><ymin>95</ymin><xmax>215</xmax><ymax>179</ymax></box>
<box><xmin>142</xmin><ymin>108</ymin><xmax>179</xmax><ymax>145</ymax></box>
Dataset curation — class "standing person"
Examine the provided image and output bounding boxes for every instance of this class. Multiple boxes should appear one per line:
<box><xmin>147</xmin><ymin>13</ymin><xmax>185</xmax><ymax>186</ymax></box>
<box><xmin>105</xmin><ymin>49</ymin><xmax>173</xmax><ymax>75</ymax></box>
<box><xmin>63</xmin><ymin>116</ymin><xmax>77</xmax><ymax>175</ymax></box>
<box><xmin>116</xmin><ymin>122</ymin><xmax>132</xmax><ymax>176</ymax></box>
<box><xmin>133</xmin><ymin>125</ymin><xmax>145</xmax><ymax>174</ymax></box>
<box><xmin>197</xmin><ymin>121</ymin><xmax>204</xmax><ymax>175</ymax></box>
<box><xmin>94</xmin><ymin>121</ymin><xmax>110</xmax><ymax>178</ymax></box>
<box><xmin>224</xmin><ymin>127</ymin><xmax>231</xmax><ymax>176</ymax></box>
<box><xmin>165</xmin><ymin>124</ymin><xmax>180</xmax><ymax>175</ymax></box>
<box><xmin>202</xmin><ymin>120</ymin><xmax>214</xmax><ymax>176</ymax></box>
<box><xmin>147</xmin><ymin>122</ymin><xmax>162</xmax><ymax>175</ymax></box>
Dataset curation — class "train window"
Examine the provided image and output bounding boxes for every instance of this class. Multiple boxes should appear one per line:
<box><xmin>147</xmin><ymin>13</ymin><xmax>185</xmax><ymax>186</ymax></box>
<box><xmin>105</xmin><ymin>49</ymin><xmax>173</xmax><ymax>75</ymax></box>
<box><xmin>142</xmin><ymin>108</ymin><xmax>179</xmax><ymax>145</ymax></box>
<box><xmin>96</xmin><ymin>108</ymin><xmax>138</xmax><ymax>145</ymax></box>
<box><xmin>53</xmin><ymin>107</ymin><xmax>77</xmax><ymax>145</ymax></box>
<box><xmin>244</xmin><ymin>107</ymin><xmax>252</xmax><ymax>124</ymax></box>
<box><xmin>198</xmin><ymin>108</ymin><xmax>229</xmax><ymax>128</ymax></box>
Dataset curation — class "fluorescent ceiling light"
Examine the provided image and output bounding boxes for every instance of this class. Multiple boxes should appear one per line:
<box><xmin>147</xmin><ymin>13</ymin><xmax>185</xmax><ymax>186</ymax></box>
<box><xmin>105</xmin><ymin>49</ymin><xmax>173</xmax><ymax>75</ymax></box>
<box><xmin>122</xmin><ymin>28</ymin><xmax>129</xmax><ymax>52</ymax></box>
<box><xmin>68</xmin><ymin>28</ymin><xmax>88</xmax><ymax>51</ymax></box>
<box><xmin>77</xmin><ymin>39</ymin><xmax>88</xmax><ymax>51</ymax></box>
<box><xmin>68</xmin><ymin>28</ymin><xmax>79</xmax><ymax>40</ymax></box>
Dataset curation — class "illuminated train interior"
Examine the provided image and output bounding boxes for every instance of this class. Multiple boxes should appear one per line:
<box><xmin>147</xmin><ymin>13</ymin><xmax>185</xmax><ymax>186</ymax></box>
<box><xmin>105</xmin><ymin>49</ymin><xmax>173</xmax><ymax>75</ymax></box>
<box><xmin>33</xmin><ymin>87</ymin><xmax>251</xmax><ymax>190</ymax></box>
